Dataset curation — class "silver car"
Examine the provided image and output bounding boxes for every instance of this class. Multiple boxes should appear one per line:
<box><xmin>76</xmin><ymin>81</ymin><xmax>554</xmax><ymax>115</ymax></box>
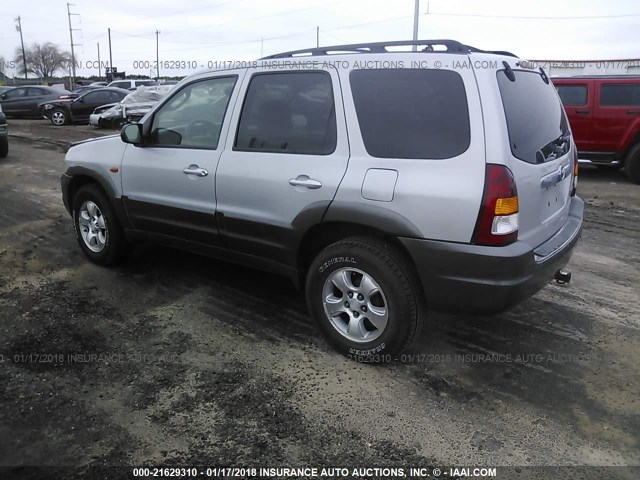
<box><xmin>60</xmin><ymin>40</ymin><xmax>584</xmax><ymax>359</ymax></box>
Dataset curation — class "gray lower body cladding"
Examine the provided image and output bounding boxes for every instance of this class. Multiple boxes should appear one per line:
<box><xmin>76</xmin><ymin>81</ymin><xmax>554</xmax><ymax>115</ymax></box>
<box><xmin>400</xmin><ymin>196</ymin><xmax>585</xmax><ymax>314</ymax></box>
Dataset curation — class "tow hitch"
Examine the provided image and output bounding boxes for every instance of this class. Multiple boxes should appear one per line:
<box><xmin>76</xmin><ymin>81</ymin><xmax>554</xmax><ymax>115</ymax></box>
<box><xmin>554</xmin><ymin>269</ymin><xmax>572</xmax><ymax>285</ymax></box>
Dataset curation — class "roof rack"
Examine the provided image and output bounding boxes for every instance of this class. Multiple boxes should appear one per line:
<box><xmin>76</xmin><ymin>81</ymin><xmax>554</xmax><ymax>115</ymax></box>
<box><xmin>260</xmin><ymin>39</ymin><xmax>518</xmax><ymax>59</ymax></box>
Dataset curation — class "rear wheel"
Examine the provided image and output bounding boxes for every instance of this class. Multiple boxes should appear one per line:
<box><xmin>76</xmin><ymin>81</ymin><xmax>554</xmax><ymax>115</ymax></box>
<box><xmin>306</xmin><ymin>237</ymin><xmax>423</xmax><ymax>360</ymax></box>
<box><xmin>625</xmin><ymin>144</ymin><xmax>640</xmax><ymax>184</ymax></box>
<box><xmin>0</xmin><ymin>136</ymin><xmax>7</xmax><ymax>158</ymax></box>
<box><xmin>595</xmin><ymin>163</ymin><xmax>623</xmax><ymax>171</ymax></box>
<box><xmin>50</xmin><ymin>108</ymin><xmax>68</xmax><ymax>126</ymax></box>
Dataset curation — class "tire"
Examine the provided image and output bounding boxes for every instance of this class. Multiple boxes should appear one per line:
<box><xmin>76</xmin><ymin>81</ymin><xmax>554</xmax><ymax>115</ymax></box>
<box><xmin>625</xmin><ymin>144</ymin><xmax>640</xmax><ymax>184</ymax></box>
<box><xmin>50</xmin><ymin>108</ymin><xmax>68</xmax><ymax>126</ymax></box>
<box><xmin>72</xmin><ymin>184</ymin><xmax>127</xmax><ymax>266</ymax></box>
<box><xmin>0</xmin><ymin>137</ymin><xmax>7</xmax><ymax>159</ymax></box>
<box><xmin>595</xmin><ymin>163</ymin><xmax>622</xmax><ymax>171</ymax></box>
<box><xmin>306</xmin><ymin>237</ymin><xmax>423</xmax><ymax>360</ymax></box>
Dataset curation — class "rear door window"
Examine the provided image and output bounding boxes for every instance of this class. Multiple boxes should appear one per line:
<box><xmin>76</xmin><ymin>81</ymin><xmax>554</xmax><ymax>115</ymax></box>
<box><xmin>497</xmin><ymin>70</ymin><xmax>569</xmax><ymax>164</ymax></box>
<box><xmin>349</xmin><ymin>69</ymin><xmax>470</xmax><ymax>159</ymax></box>
<box><xmin>600</xmin><ymin>84</ymin><xmax>640</xmax><ymax>106</ymax></box>
<box><xmin>556</xmin><ymin>85</ymin><xmax>588</xmax><ymax>106</ymax></box>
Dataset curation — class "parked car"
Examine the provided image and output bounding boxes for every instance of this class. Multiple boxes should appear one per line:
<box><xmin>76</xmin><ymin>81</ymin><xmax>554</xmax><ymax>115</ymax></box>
<box><xmin>89</xmin><ymin>85</ymin><xmax>174</xmax><ymax>129</ymax></box>
<box><xmin>90</xmin><ymin>81</ymin><xmax>108</xmax><ymax>86</ymax></box>
<box><xmin>0</xmin><ymin>103</ymin><xmax>8</xmax><ymax>158</ymax></box>
<box><xmin>89</xmin><ymin>103</ymin><xmax>124</xmax><ymax>129</ymax></box>
<box><xmin>0</xmin><ymin>86</ymin><xmax>14</xmax><ymax>94</ymax></box>
<box><xmin>0</xmin><ymin>86</ymin><xmax>73</xmax><ymax>118</ymax></box>
<box><xmin>72</xmin><ymin>85</ymin><xmax>103</xmax><ymax>95</ymax></box>
<box><xmin>40</xmin><ymin>87</ymin><xmax>130</xmax><ymax>126</ymax></box>
<box><xmin>107</xmin><ymin>79</ymin><xmax>159</xmax><ymax>90</ymax></box>
<box><xmin>61</xmin><ymin>40</ymin><xmax>584</xmax><ymax>359</ymax></box>
<box><xmin>553</xmin><ymin>75</ymin><xmax>640</xmax><ymax>183</ymax></box>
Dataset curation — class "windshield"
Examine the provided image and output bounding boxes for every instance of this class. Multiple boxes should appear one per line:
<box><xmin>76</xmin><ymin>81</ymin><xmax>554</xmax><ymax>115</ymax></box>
<box><xmin>497</xmin><ymin>70</ymin><xmax>570</xmax><ymax>164</ymax></box>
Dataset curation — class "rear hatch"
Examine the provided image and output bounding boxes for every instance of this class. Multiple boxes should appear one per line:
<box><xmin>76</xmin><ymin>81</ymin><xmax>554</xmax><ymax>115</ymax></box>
<box><xmin>496</xmin><ymin>66</ymin><xmax>574</xmax><ymax>249</ymax></box>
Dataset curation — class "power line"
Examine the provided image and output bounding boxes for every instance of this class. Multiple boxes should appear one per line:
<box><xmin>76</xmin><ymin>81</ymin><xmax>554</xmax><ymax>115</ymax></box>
<box><xmin>427</xmin><ymin>12</ymin><xmax>640</xmax><ymax>20</ymax></box>
<box><xmin>161</xmin><ymin>0</ymin><xmax>343</xmax><ymax>35</ymax></box>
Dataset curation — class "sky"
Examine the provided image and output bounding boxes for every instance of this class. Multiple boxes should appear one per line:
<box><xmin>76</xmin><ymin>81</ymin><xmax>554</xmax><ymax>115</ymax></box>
<box><xmin>0</xmin><ymin>0</ymin><xmax>639</xmax><ymax>79</ymax></box>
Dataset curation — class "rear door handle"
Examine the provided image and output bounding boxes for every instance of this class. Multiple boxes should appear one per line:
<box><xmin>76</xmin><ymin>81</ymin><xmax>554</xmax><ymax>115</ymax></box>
<box><xmin>289</xmin><ymin>175</ymin><xmax>322</xmax><ymax>189</ymax></box>
<box><xmin>574</xmin><ymin>109</ymin><xmax>591</xmax><ymax>115</ymax></box>
<box><xmin>182</xmin><ymin>164</ymin><xmax>208</xmax><ymax>177</ymax></box>
<box><xmin>626</xmin><ymin>110</ymin><xmax>640</xmax><ymax>115</ymax></box>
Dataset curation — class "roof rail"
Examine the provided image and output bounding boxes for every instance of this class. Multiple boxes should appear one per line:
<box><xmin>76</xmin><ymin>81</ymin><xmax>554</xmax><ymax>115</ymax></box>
<box><xmin>260</xmin><ymin>39</ymin><xmax>518</xmax><ymax>59</ymax></box>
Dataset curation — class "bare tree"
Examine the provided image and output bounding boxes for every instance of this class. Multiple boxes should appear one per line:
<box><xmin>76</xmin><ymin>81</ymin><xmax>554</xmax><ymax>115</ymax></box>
<box><xmin>14</xmin><ymin>42</ymin><xmax>71</xmax><ymax>80</ymax></box>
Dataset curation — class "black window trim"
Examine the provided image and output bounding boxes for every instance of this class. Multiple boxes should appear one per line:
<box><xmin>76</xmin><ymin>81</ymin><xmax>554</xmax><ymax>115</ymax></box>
<box><xmin>143</xmin><ymin>74</ymin><xmax>239</xmax><ymax>151</ymax></box>
<box><xmin>232</xmin><ymin>70</ymin><xmax>338</xmax><ymax>156</ymax></box>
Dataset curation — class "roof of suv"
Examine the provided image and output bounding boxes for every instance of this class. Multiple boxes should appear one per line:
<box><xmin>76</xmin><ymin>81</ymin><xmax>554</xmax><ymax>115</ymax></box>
<box><xmin>260</xmin><ymin>39</ymin><xmax>518</xmax><ymax>59</ymax></box>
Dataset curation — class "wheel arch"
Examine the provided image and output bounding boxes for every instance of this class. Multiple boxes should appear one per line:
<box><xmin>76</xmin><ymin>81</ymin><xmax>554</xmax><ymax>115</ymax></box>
<box><xmin>64</xmin><ymin>168</ymin><xmax>131</xmax><ymax>228</ymax></box>
<box><xmin>296</xmin><ymin>221</ymin><xmax>424</xmax><ymax>297</ymax></box>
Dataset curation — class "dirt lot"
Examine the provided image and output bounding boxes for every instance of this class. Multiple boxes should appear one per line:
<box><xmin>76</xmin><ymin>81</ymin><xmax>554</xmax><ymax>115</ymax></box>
<box><xmin>1</xmin><ymin>121</ymin><xmax>639</xmax><ymax>479</ymax></box>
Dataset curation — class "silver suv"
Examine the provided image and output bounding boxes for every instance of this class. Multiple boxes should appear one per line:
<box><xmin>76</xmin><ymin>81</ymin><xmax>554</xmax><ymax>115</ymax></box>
<box><xmin>61</xmin><ymin>40</ymin><xmax>584</xmax><ymax>359</ymax></box>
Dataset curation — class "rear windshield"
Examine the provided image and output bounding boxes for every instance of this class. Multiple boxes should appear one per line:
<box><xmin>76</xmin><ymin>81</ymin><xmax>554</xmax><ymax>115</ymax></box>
<box><xmin>350</xmin><ymin>69</ymin><xmax>470</xmax><ymax>159</ymax></box>
<box><xmin>498</xmin><ymin>70</ymin><xmax>569</xmax><ymax>164</ymax></box>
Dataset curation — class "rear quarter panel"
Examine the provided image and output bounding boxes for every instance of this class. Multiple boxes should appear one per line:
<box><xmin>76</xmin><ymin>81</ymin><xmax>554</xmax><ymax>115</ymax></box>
<box><xmin>333</xmin><ymin>53</ymin><xmax>486</xmax><ymax>243</ymax></box>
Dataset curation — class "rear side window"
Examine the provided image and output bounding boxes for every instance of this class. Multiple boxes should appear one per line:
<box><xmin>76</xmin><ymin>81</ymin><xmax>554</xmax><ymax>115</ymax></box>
<box><xmin>235</xmin><ymin>72</ymin><xmax>336</xmax><ymax>155</ymax></box>
<box><xmin>600</xmin><ymin>84</ymin><xmax>640</xmax><ymax>106</ymax></box>
<box><xmin>498</xmin><ymin>70</ymin><xmax>569</xmax><ymax>164</ymax></box>
<box><xmin>349</xmin><ymin>69</ymin><xmax>470</xmax><ymax>159</ymax></box>
<box><xmin>556</xmin><ymin>85</ymin><xmax>588</xmax><ymax>106</ymax></box>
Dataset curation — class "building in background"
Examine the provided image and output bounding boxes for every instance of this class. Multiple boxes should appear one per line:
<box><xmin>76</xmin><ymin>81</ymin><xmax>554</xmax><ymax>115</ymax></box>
<box><xmin>532</xmin><ymin>58</ymin><xmax>640</xmax><ymax>76</ymax></box>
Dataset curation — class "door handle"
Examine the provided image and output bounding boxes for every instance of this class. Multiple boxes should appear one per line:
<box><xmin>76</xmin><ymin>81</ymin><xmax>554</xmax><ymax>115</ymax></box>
<box><xmin>574</xmin><ymin>109</ymin><xmax>590</xmax><ymax>115</ymax></box>
<box><xmin>626</xmin><ymin>110</ymin><xmax>640</xmax><ymax>115</ymax></box>
<box><xmin>289</xmin><ymin>175</ymin><xmax>322</xmax><ymax>189</ymax></box>
<box><xmin>182</xmin><ymin>164</ymin><xmax>208</xmax><ymax>177</ymax></box>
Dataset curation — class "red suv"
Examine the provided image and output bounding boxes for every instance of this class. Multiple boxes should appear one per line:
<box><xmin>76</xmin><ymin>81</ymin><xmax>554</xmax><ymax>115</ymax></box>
<box><xmin>553</xmin><ymin>75</ymin><xmax>640</xmax><ymax>184</ymax></box>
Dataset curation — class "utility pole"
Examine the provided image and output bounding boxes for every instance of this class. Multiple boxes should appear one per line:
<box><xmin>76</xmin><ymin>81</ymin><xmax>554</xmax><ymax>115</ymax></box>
<box><xmin>316</xmin><ymin>26</ymin><xmax>319</xmax><ymax>48</ymax></box>
<box><xmin>66</xmin><ymin>3</ymin><xmax>81</xmax><ymax>89</ymax></box>
<box><xmin>108</xmin><ymin>28</ymin><xmax>113</xmax><ymax>80</ymax></box>
<box><xmin>412</xmin><ymin>0</ymin><xmax>419</xmax><ymax>51</ymax></box>
<box><xmin>155</xmin><ymin>30</ymin><xmax>160</xmax><ymax>79</ymax></box>
<box><xmin>15</xmin><ymin>16</ymin><xmax>27</xmax><ymax>79</ymax></box>
<box><xmin>261</xmin><ymin>38</ymin><xmax>264</xmax><ymax>57</ymax></box>
<box><xmin>97</xmin><ymin>43</ymin><xmax>102</xmax><ymax>79</ymax></box>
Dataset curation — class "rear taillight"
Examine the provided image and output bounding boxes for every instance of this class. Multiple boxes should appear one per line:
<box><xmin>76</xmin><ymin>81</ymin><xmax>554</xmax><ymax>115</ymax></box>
<box><xmin>472</xmin><ymin>164</ymin><xmax>519</xmax><ymax>246</ymax></box>
<box><xmin>571</xmin><ymin>146</ymin><xmax>578</xmax><ymax>196</ymax></box>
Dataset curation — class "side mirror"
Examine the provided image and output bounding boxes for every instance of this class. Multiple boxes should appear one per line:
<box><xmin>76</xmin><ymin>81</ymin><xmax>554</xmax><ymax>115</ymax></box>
<box><xmin>121</xmin><ymin>123</ymin><xmax>142</xmax><ymax>144</ymax></box>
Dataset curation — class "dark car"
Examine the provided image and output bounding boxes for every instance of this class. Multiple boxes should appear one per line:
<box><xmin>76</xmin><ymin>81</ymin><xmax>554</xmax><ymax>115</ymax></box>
<box><xmin>0</xmin><ymin>103</ymin><xmax>8</xmax><ymax>158</ymax></box>
<box><xmin>0</xmin><ymin>86</ymin><xmax>73</xmax><ymax>118</ymax></box>
<box><xmin>40</xmin><ymin>87</ymin><xmax>130</xmax><ymax>126</ymax></box>
<box><xmin>553</xmin><ymin>75</ymin><xmax>640</xmax><ymax>183</ymax></box>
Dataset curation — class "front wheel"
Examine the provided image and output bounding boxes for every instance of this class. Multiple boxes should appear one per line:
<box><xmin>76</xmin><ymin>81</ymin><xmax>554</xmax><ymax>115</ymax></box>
<box><xmin>306</xmin><ymin>237</ymin><xmax>423</xmax><ymax>360</ymax></box>
<box><xmin>50</xmin><ymin>108</ymin><xmax>68</xmax><ymax>126</ymax></box>
<box><xmin>0</xmin><ymin>136</ymin><xmax>7</xmax><ymax>158</ymax></box>
<box><xmin>72</xmin><ymin>184</ymin><xmax>127</xmax><ymax>266</ymax></box>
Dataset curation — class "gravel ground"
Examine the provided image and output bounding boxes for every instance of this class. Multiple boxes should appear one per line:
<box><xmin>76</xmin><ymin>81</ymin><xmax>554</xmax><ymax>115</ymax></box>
<box><xmin>0</xmin><ymin>122</ymin><xmax>639</xmax><ymax>479</ymax></box>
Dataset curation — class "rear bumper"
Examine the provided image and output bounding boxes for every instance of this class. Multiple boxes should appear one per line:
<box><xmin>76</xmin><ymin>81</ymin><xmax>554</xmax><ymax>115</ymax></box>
<box><xmin>400</xmin><ymin>196</ymin><xmax>584</xmax><ymax>314</ymax></box>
